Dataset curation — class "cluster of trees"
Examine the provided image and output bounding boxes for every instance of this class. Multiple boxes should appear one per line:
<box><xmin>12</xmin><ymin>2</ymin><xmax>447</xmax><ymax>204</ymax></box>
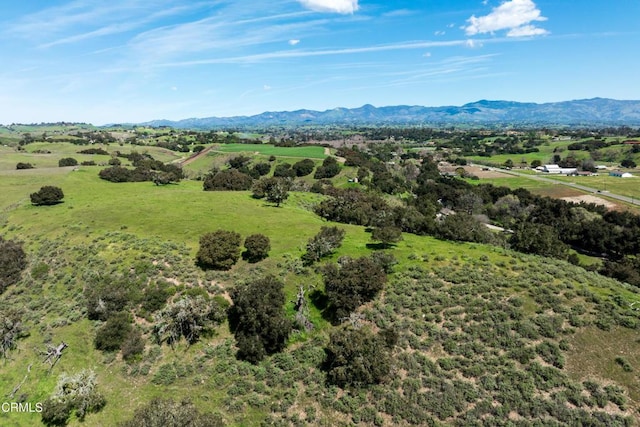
<box><xmin>30</xmin><ymin>186</ymin><xmax>64</xmax><ymax>206</ymax></box>
<box><xmin>251</xmin><ymin>177</ymin><xmax>290</xmax><ymax>206</ymax></box>
<box><xmin>196</xmin><ymin>230</ymin><xmax>271</xmax><ymax>270</ymax></box>
<box><xmin>99</xmin><ymin>153</ymin><xmax>183</xmax><ymax>184</ymax></box>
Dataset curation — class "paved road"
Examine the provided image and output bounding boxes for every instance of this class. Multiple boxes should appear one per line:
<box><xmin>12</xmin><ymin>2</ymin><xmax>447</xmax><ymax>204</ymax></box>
<box><xmin>477</xmin><ymin>166</ymin><xmax>638</xmax><ymax>206</ymax></box>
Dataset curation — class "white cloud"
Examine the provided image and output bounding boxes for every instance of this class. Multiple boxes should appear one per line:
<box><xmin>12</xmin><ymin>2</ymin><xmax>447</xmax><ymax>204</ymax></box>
<box><xmin>434</xmin><ymin>30</ymin><xmax>445</xmax><ymax>36</ymax></box>
<box><xmin>464</xmin><ymin>0</ymin><xmax>548</xmax><ymax>37</ymax></box>
<box><xmin>263</xmin><ymin>85</ymin><xmax>272</xmax><ymax>90</ymax></box>
<box><xmin>465</xmin><ymin>39</ymin><xmax>483</xmax><ymax>49</ymax></box>
<box><xmin>423</xmin><ymin>52</ymin><xmax>431</xmax><ymax>57</ymax></box>
<box><xmin>297</xmin><ymin>0</ymin><xmax>359</xmax><ymax>14</ymax></box>
<box><xmin>507</xmin><ymin>24</ymin><xmax>548</xmax><ymax>37</ymax></box>
<box><xmin>289</xmin><ymin>39</ymin><xmax>301</xmax><ymax>45</ymax></box>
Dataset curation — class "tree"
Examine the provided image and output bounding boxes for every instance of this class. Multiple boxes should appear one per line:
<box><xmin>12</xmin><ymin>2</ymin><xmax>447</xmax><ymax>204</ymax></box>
<box><xmin>292</xmin><ymin>158</ymin><xmax>315</xmax><ymax>176</ymax></box>
<box><xmin>252</xmin><ymin>177</ymin><xmax>290</xmax><ymax>206</ymax></box>
<box><xmin>530</xmin><ymin>159</ymin><xmax>542</xmax><ymax>168</ymax></box>
<box><xmin>94</xmin><ymin>312</ymin><xmax>132</xmax><ymax>352</ymax></box>
<box><xmin>16</xmin><ymin>162</ymin><xmax>34</xmax><ymax>169</ymax></box>
<box><xmin>30</xmin><ymin>186</ymin><xmax>64</xmax><ymax>206</ymax></box>
<box><xmin>153</xmin><ymin>296</ymin><xmax>225</xmax><ymax>346</ymax></box>
<box><xmin>503</xmin><ymin>159</ymin><xmax>514</xmax><ymax>169</ymax></box>
<box><xmin>118</xmin><ymin>398</ymin><xmax>225</xmax><ymax>427</ymax></box>
<box><xmin>621</xmin><ymin>158</ymin><xmax>637</xmax><ymax>168</ymax></box>
<box><xmin>196</xmin><ymin>230</ymin><xmax>242</xmax><ymax>270</ymax></box>
<box><xmin>243</xmin><ymin>234</ymin><xmax>270</xmax><ymax>262</ymax></box>
<box><xmin>273</xmin><ymin>163</ymin><xmax>296</xmax><ymax>178</ymax></box>
<box><xmin>228</xmin><ymin>275</ymin><xmax>293</xmax><ymax>363</ymax></box>
<box><xmin>252</xmin><ymin>162</ymin><xmax>271</xmax><ymax>176</ymax></box>
<box><xmin>324</xmin><ymin>326</ymin><xmax>392</xmax><ymax>388</ymax></box>
<box><xmin>58</xmin><ymin>157</ymin><xmax>78</xmax><ymax>167</ymax></box>
<box><xmin>302</xmin><ymin>226</ymin><xmax>346</xmax><ymax>265</ymax></box>
<box><xmin>1</xmin><ymin>308</ymin><xmax>27</xmax><ymax>359</ymax></box>
<box><xmin>314</xmin><ymin>156</ymin><xmax>340</xmax><ymax>179</ymax></box>
<box><xmin>203</xmin><ymin>169</ymin><xmax>252</xmax><ymax>191</ymax></box>
<box><xmin>371</xmin><ymin>226</ymin><xmax>403</xmax><ymax>248</ymax></box>
<box><xmin>0</xmin><ymin>236</ymin><xmax>27</xmax><ymax>294</ymax></box>
<box><xmin>41</xmin><ymin>370</ymin><xmax>105</xmax><ymax>426</ymax></box>
<box><xmin>509</xmin><ymin>222</ymin><xmax>568</xmax><ymax>259</ymax></box>
<box><xmin>323</xmin><ymin>256</ymin><xmax>386</xmax><ymax>321</ymax></box>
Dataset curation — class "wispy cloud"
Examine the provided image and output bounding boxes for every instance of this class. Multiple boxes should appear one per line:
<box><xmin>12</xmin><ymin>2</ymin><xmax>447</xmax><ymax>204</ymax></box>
<box><xmin>464</xmin><ymin>0</ymin><xmax>548</xmax><ymax>37</ymax></box>
<box><xmin>297</xmin><ymin>0</ymin><xmax>359</xmax><ymax>14</ymax></box>
<box><xmin>289</xmin><ymin>39</ymin><xmax>301</xmax><ymax>45</ymax></box>
<box><xmin>7</xmin><ymin>0</ymin><xmax>206</xmax><ymax>43</ymax></box>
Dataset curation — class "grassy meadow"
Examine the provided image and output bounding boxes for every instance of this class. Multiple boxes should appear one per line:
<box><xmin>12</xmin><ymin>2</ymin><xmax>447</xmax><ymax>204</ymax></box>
<box><xmin>1</xmin><ymin>141</ymin><xmax>640</xmax><ymax>426</ymax></box>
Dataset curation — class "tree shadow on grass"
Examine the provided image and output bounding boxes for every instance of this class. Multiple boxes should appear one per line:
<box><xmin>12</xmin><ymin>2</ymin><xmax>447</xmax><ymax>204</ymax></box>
<box><xmin>309</xmin><ymin>289</ymin><xmax>341</xmax><ymax>325</ymax></box>
<box><xmin>366</xmin><ymin>242</ymin><xmax>392</xmax><ymax>250</ymax></box>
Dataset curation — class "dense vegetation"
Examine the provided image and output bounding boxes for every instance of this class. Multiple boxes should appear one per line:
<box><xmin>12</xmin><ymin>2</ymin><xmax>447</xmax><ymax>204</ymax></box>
<box><xmin>1</xmin><ymin>123</ymin><xmax>640</xmax><ymax>426</ymax></box>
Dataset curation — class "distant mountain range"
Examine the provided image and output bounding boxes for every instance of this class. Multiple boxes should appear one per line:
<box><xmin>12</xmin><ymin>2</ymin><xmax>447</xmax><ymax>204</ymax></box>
<box><xmin>139</xmin><ymin>98</ymin><xmax>640</xmax><ymax>128</ymax></box>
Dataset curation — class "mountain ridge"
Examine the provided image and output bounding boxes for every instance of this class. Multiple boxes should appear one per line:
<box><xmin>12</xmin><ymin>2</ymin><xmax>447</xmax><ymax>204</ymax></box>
<box><xmin>138</xmin><ymin>98</ymin><xmax>640</xmax><ymax>128</ymax></box>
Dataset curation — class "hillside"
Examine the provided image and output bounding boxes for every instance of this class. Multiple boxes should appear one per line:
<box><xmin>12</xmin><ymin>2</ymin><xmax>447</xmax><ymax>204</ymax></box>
<box><xmin>1</xmin><ymin>159</ymin><xmax>640</xmax><ymax>426</ymax></box>
<box><xmin>139</xmin><ymin>98</ymin><xmax>640</xmax><ymax>128</ymax></box>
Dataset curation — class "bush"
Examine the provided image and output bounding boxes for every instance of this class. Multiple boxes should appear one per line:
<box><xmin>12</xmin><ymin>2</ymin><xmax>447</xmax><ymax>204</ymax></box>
<box><xmin>30</xmin><ymin>186</ymin><xmax>64</xmax><ymax>206</ymax></box>
<box><xmin>292</xmin><ymin>159</ymin><xmax>315</xmax><ymax>177</ymax></box>
<box><xmin>273</xmin><ymin>163</ymin><xmax>296</xmax><ymax>178</ymax></box>
<box><xmin>196</xmin><ymin>230</ymin><xmax>242</xmax><ymax>270</ymax></box>
<box><xmin>118</xmin><ymin>398</ymin><xmax>225</xmax><ymax>427</ymax></box>
<box><xmin>0</xmin><ymin>236</ymin><xmax>27</xmax><ymax>294</ymax></box>
<box><xmin>251</xmin><ymin>177</ymin><xmax>290</xmax><ymax>206</ymax></box>
<box><xmin>324</xmin><ymin>326</ymin><xmax>392</xmax><ymax>388</ymax></box>
<box><xmin>228</xmin><ymin>275</ymin><xmax>293</xmax><ymax>363</ymax></box>
<box><xmin>314</xmin><ymin>156</ymin><xmax>340</xmax><ymax>179</ymax></box>
<box><xmin>42</xmin><ymin>370</ymin><xmax>105</xmax><ymax>425</ymax></box>
<box><xmin>16</xmin><ymin>162</ymin><xmax>34</xmax><ymax>169</ymax></box>
<box><xmin>302</xmin><ymin>226</ymin><xmax>346</xmax><ymax>265</ymax></box>
<box><xmin>121</xmin><ymin>327</ymin><xmax>145</xmax><ymax>362</ymax></box>
<box><xmin>371</xmin><ymin>226</ymin><xmax>403</xmax><ymax>247</ymax></box>
<box><xmin>323</xmin><ymin>257</ymin><xmax>387</xmax><ymax>320</ymax></box>
<box><xmin>94</xmin><ymin>312</ymin><xmax>132</xmax><ymax>351</ymax></box>
<box><xmin>0</xmin><ymin>308</ymin><xmax>27</xmax><ymax>358</ymax></box>
<box><xmin>153</xmin><ymin>296</ymin><xmax>225</xmax><ymax>346</ymax></box>
<box><xmin>203</xmin><ymin>169</ymin><xmax>252</xmax><ymax>191</ymax></box>
<box><xmin>243</xmin><ymin>234</ymin><xmax>271</xmax><ymax>262</ymax></box>
<box><xmin>252</xmin><ymin>162</ymin><xmax>271</xmax><ymax>176</ymax></box>
<box><xmin>58</xmin><ymin>157</ymin><xmax>78</xmax><ymax>167</ymax></box>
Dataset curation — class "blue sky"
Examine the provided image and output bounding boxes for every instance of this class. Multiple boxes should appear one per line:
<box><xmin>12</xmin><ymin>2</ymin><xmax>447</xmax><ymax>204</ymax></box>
<box><xmin>1</xmin><ymin>0</ymin><xmax>638</xmax><ymax>124</ymax></box>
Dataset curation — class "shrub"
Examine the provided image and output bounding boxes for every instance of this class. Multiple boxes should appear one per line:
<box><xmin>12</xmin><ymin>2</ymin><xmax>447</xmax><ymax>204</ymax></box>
<box><xmin>41</xmin><ymin>370</ymin><xmax>105</xmax><ymax>425</ymax></box>
<box><xmin>118</xmin><ymin>398</ymin><xmax>225</xmax><ymax>427</ymax></box>
<box><xmin>273</xmin><ymin>163</ymin><xmax>296</xmax><ymax>178</ymax></box>
<box><xmin>121</xmin><ymin>327</ymin><xmax>145</xmax><ymax>362</ymax></box>
<box><xmin>196</xmin><ymin>230</ymin><xmax>242</xmax><ymax>270</ymax></box>
<box><xmin>203</xmin><ymin>169</ymin><xmax>252</xmax><ymax>191</ymax></box>
<box><xmin>371</xmin><ymin>226</ymin><xmax>403</xmax><ymax>247</ymax></box>
<box><xmin>94</xmin><ymin>312</ymin><xmax>132</xmax><ymax>351</ymax></box>
<box><xmin>0</xmin><ymin>309</ymin><xmax>27</xmax><ymax>359</ymax></box>
<box><xmin>314</xmin><ymin>156</ymin><xmax>340</xmax><ymax>179</ymax></box>
<box><xmin>30</xmin><ymin>186</ymin><xmax>64</xmax><ymax>206</ymax></box>
<box><xmin>292</xmin><ymin>159</ymin><xmax>315</xmax><ymax>177</ymax></box>
<box><xmin>58</xmin><ymin>157</ymin><xmax>78</xmax><ymax>167</ymax></box>
<box><xmin>324</xmin><ymin>326</ymin><xmax>392</xmax><ymax>388</ymax></box>
<box><xmin>0</xmin><ymin>236</ymin><xmax>27</xmax><ymax>294</ymax></box>
<box><xmin>228</xmin><ymin>275</ymin><xmax>293</xmax><ymax>363</ymax></box>
<box><xmin>153</xmin><ymin>296</ymin><xmax>225</xmax><ymax>346</ymax></box>
<box><xmin>302</xmin><ymin>226</ymin><xmax>346</xmax><ymax>265</ymax></box>
<box><xmin>252</xmin><ymin>177</ymin><xmax>290</xmax><ymax>206</ymax></box>
<box><xmin>84</xmin><ymin>276</ymin><xmax>134</xmax><ymax>321</ymax></box>
<box><xmin>252</xmin><ymin>162</ymin><xmax>271</xmax><ymax>176</ymax></box>
<box><xmin>16</xmin><ymin>162</ymin><xmax>34</xmax><ymax>169</ymax></box>
<box><xmin>243</xmin><ymin>234</ymin><xmax>271</xmax><ymax>262</ymax></box>
<box><xmin>323</xmin><ymin>256</ymin><xmax>387</xmax><ymax>321</ymax></box>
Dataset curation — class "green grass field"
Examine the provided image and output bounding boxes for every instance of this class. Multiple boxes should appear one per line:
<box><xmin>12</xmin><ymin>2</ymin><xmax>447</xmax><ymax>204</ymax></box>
<box><xmin>212</xmin><ymin>143</ymin><xmax>326</xmax><ymax>159</ymax></box>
